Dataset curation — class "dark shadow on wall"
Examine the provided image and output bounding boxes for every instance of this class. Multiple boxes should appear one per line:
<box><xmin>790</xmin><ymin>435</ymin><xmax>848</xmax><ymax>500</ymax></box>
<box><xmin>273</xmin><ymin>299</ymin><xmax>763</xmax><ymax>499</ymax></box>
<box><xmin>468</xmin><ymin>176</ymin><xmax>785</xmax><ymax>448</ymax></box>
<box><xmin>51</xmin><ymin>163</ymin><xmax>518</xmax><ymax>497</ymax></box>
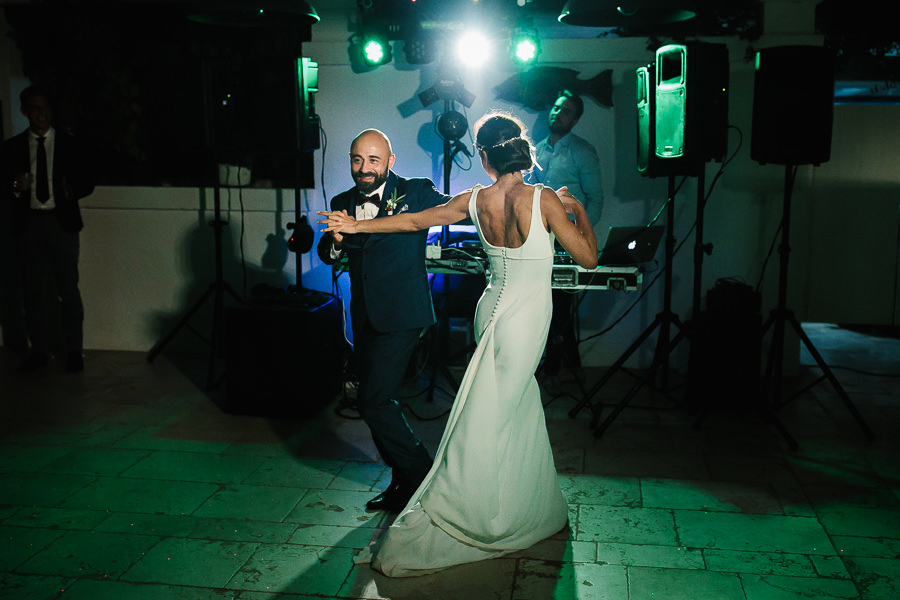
<box><xmin>144</xmin><ymin>188</ymin><xmax>302</xmax><ymax>391</ymax></box>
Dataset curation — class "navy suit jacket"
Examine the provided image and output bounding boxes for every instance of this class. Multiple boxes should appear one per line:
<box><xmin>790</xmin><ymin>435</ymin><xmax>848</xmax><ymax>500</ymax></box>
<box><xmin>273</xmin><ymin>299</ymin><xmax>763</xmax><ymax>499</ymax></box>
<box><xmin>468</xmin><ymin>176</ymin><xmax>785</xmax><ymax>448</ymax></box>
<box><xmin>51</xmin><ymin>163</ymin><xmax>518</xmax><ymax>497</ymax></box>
<box><xmin>0</xmin><ymin>129</ymin><xmax>94</xmax><ymax>235</ymax></box>
<box><xmin>316</xmin><ymin>171</ymin><xmax>449</xmax><ymax>334</ymax></box>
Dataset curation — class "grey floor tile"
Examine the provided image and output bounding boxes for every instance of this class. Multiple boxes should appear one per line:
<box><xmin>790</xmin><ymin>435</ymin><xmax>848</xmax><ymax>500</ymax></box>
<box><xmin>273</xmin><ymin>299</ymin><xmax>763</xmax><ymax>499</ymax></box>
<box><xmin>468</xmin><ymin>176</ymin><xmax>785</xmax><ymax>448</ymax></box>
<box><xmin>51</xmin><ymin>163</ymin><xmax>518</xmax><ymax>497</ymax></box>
<box><xmin>558</xmin><ymin>473</ymin><xmax>641</xmax><ymax>507</ymax></box>
<box><xmin>508</xmin><ymin>538</ymin><xmax>598</xmax><ymax>563</ymax></box>
<box><xmin>58</xmin><ymin>578</ymin><xmax>242</xmax><ymax>599</ymax></box>
<box><xmin>243</xmin><ymin>457</ymin><xmax>343</xmax><ymax>489</ymax></box>
<box><xmin>0</xmin><ymin>444</ymin><xmax>73</xmax><ymax>472</ymax></box>
<box><xmin>0</xmin><ymin>525</ymin><xmax>65</xmax><ymax>572</ymax></box>
<box><xmin>61</xmin><ymin>476</ymin><xmax>219</xmax><ymax>515</ymax></box>
<box><xmin>341</xmin><ymin>556</ymin><xmax>517</xmax><ymax>600</ymax></box>
<box><xmin>123</xmin><ymin>538</ymin><xmax>260</xmax><ymax>588</ymax></box>
<box><xmin>816</xmin><ymin>506</ymin><xmax>900</xmax><ymax>539</ymax></box>
<box><xmin>843</xmin><ymin>556</ymin><xmax>900</xmax><ymax>600</ymax></box>
<box><xmin>675</xmin><ymin>510</ymin><xmax>834</xmax><ymax>555</ymax></box>
<box><xmin>576</xmin><ymin>505</ymin><xmax>677</xmax><ymax>545</ymax></box>
<box><xmin>514</xmin><ymin>562</ymin><xmax>627</xmax><ymax>600</ymax></box>
<box><xmin>703</xmin><ymin>548</ymin><xmax>817</xmax><ymax>577</ymax></box>
<box><xmin>236</xmin><ymin>592</ymin><xmax>326</xmax><ymax>600</ymax></box>
<box><xmin>95</xmin><ymin>512</ymin><xmax>200</xmax><ymax>538</ymax></box>
<box><xmin>596</xmin><ymin>542</ymin><xmax>704</xmax><ymax>569</ymax></box>
<box><xmin>804</xmin><ymin>484</ymin><xmax>900</xmax><ymax>511</ymax></box>
<box><xmin>3</xmin><ymin>506</ymin><xmax>111</xmax><ymax>531</ymax></box>
<box><xmin>16</xmin><ymin>530</ymin><xmax>160</xmax><ymax>578</ymax></box>
<box><xmin>831</xmin><ymin>535</ymin><xmax>900</xmax><ymax>559</ymax></box>
<box><xmin>39</xmin><ymin>446</ymin><xmax>149</xmax><ymax>477</ymax></box>
<box><xmin>287</xmin><ymin>523</ymin><xmax>381</xmax><ymax>549</ymax></box>
<box><xmin>642</xmin><ymin>477</ymin><xmax>783</xmax><ymax>514</ymax></box>
<box><xmin>284</xmin><ymin>489</ymin><xmax>383</xmax><ymax>527</ymax></box>
<box><xmin>629</xmin><ymin>566</ymin><xmax>746</xmax><ymax>600</ymax></box>
<box><xmin>190</xmin><ymin>517</ymin><xmax>300</xmax><ymax>544</ymax></box>
<box><xmin>0</xmin><ymin>472</ymin><xmax>95</xmax><ymax>507</ymax></box>
<box><xmin>192</xmin><ymin>484</ymin><xmax>304</xmax><ymax>521</ymax></box>
<box><xmin>121</xmin><ymin>451</ymin><xmax>268</xmax><ymax>484</ymax></box>
<box><xmin>0</xmin><ymin>573</ymin><xmax>73</xmax><ymax>600</ymax></box>
<box><xmin>741</xmin><ymin>573</ymin><xmax>861</xmax><ymax>600</ymax></box>
<box><xmin>327</xmin><ymin>461</ymin><xmax>384</xmax><ymax>492</ymax></box>
<box><xmin>227</xmin><ymin>544</ymin><xmax>355</xmax><ymax>596</ymax></box>
<box><xmin>812</xmin><ymin>554</ymin><xmax>852</xmax><ymax>579</ymax></box>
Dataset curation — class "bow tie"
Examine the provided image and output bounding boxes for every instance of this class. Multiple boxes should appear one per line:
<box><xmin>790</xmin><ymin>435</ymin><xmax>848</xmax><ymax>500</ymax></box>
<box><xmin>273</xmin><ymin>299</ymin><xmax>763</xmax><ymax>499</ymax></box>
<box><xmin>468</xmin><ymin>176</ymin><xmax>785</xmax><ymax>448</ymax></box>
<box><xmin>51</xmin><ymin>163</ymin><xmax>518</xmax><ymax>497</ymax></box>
<box><xmin>356</xmin><ymin>191</ymin><xmax>381</xmax><ymax>208</ymax></box>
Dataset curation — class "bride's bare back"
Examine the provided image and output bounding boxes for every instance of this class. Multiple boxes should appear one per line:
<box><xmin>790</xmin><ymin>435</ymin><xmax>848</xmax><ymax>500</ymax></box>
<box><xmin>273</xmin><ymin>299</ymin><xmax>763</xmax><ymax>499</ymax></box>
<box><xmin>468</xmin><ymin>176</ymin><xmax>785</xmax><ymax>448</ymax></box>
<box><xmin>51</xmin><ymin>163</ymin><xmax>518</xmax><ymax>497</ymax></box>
<box><xmin>473</xmin><ymin>180</ymin><xmax>546</xmax><ymax>249</ymax></box>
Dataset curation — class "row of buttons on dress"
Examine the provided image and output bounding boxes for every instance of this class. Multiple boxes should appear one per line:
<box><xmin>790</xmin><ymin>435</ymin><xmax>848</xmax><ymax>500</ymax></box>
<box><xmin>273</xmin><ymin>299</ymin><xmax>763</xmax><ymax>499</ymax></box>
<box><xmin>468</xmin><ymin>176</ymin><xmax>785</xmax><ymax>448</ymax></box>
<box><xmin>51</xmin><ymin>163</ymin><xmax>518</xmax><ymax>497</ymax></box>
<box><xmin>490</xmin><ymin>249</ymin><xmax>509</xmax><ymax>321</ymax></box>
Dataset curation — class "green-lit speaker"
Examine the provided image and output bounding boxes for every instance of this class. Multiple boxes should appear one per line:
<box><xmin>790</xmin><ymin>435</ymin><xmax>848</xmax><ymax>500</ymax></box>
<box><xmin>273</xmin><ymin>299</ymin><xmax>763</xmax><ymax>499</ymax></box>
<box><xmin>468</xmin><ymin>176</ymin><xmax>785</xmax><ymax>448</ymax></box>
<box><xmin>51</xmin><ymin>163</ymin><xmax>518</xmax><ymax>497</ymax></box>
<box><xmin>297</xmin><ymin>57</ymin><xmax>320</xmax><ymax>152</ymax></box>
<box><xmin>653</xmin><ymin>42</ymin><xmax>729</xmax><ymax>176</ymax></box>
<box><xmin>636</xmin><ymin>64</ymin><xmax>659</xmax><ymax>176</ymax></box>
<box><xmin>751</xmin><ymin>46</ymin><xmax>835</xmax><ymax>166</ymax></box>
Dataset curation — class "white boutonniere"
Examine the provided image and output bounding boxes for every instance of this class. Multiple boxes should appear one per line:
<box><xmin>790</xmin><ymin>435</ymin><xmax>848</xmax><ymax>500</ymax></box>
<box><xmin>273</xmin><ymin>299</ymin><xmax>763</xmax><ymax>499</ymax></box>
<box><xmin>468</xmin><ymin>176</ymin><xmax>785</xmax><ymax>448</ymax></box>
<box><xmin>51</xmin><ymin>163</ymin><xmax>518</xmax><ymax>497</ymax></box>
<box><xmin>384</xmin><ymin>189</ymin><xmax>406</xmax><ymax>215</ymax></box>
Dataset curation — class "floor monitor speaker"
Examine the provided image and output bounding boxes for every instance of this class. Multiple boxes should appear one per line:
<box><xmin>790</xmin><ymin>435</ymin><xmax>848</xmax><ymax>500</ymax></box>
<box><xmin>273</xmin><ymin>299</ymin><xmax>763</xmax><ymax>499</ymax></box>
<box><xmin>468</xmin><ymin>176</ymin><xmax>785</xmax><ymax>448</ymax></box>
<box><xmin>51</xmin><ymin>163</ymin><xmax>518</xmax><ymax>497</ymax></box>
<box><xmin>224</xmin><ymin>294</ymin><xmax>343</xmax><ymax>417</ymax></box>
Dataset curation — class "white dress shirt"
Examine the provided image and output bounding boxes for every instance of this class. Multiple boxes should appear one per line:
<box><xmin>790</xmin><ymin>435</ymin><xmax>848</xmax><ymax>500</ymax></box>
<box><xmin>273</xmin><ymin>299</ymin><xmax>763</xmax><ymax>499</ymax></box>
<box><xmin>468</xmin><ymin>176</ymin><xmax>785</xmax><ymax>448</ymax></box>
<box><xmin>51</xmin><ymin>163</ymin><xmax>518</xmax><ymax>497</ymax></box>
<box><xmin>329</xmin><ymin>181</ymin><xmax>387</xmax><ymax>259</ymax></box>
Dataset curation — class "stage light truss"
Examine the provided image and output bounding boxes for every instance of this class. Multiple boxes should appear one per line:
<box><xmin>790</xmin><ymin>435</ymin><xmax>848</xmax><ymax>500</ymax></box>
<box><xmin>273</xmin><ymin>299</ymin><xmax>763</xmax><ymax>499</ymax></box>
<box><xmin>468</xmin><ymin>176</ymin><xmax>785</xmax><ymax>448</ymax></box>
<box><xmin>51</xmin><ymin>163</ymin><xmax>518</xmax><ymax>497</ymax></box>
<box><xmin>349</xmin><ymin>7</ymin><xmax>542</xmax><ymax>70</ymax></box>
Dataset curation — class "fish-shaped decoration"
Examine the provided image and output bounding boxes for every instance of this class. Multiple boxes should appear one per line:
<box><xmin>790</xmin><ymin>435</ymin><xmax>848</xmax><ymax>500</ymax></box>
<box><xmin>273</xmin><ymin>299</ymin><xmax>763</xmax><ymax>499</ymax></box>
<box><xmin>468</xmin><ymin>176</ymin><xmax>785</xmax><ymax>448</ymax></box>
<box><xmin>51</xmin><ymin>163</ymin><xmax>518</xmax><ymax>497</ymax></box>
<box><xmin>493</xmin><ymin>67</ymin><xmax>614</xmax><ymax>110</ymax></box>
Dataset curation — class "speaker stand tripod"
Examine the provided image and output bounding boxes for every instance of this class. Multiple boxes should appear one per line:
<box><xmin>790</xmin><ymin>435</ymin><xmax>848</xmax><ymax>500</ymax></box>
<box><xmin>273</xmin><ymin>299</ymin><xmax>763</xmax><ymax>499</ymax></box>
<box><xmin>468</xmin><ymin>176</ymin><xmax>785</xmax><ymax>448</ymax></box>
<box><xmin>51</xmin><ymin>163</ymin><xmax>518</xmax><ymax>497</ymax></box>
<box><xmin>146</xmin><ymin>61</ymin><xmax>241</xmax><ymax>389</ymax></box>
<box><xmin>146</xmin><ymin>183</ymin><xmax>241</xmax><ymax>389</ymax></box>
<box><xmin>425</xmin><ymin>101</ymin><xmax>472</xmax><ymax>403</ymax></box>
<box><xmin>568</xmin><ymin>175</ymin><xmax>687</xmax><ymax>434</ymax></box>
<box><xmin>760</xmin><ymin>164</ymin><xmax>875</xmax><ymax>443</ymax></box>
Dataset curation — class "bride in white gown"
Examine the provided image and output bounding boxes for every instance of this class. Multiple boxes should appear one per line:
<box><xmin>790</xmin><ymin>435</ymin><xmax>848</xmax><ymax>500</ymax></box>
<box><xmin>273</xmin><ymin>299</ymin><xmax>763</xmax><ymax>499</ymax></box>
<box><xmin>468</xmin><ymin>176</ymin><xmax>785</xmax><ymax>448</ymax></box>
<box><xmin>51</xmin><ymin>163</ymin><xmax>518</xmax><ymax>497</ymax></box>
<box><xmin>318</xmin><ymin>111</ymin><xmax>598</xmax><ymax>577</ymax></box>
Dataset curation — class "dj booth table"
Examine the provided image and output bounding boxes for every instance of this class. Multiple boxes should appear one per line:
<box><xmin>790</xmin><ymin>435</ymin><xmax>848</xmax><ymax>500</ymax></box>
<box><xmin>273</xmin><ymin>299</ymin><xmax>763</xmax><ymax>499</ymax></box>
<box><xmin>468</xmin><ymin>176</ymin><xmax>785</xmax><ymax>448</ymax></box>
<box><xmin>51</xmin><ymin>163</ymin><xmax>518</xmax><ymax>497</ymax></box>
<box><xmin>424</xmin><ymin>244</ymin><xmax>643</xmax><ymax>384</ymax></box>
<box><xmin>426</xmin><ymin>245</ymin><xmax>642</xmax><ymax>292</ymax></box>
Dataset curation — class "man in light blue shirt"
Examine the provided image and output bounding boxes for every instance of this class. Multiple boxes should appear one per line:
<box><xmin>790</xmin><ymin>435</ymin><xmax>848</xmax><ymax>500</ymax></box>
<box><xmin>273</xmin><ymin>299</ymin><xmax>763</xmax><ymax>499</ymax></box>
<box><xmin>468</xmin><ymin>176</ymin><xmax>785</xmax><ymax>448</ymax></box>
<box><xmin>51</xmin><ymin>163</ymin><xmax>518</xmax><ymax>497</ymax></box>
<box><xmin>533</xmin><ymin>90</ymin><xmax>603</xmax><ymax>228</ymax></box>
<box><xmin>531</xmin><ymin>90</ymin><xmax>604</xmax><ymax>379</ymax></box>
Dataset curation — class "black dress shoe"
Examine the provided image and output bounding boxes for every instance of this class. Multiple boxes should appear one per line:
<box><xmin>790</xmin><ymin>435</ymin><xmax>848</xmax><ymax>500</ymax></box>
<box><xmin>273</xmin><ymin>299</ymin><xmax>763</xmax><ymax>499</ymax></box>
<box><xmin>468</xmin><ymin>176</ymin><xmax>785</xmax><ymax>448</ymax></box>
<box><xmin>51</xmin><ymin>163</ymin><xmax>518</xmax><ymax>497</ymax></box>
<box><xmin>18</xmin><ymin>351</ymin><xmax>49</xmax><ymax>373</ymax></box>
<box><xmin>65</xmin><ymin>352</ymin><xmax>84</xmax><ymax>373</ymax></box>
<box><xmin>366</xmin><ymin>483</ymin><xmax>414</xmax><ymax>513</ymax></box>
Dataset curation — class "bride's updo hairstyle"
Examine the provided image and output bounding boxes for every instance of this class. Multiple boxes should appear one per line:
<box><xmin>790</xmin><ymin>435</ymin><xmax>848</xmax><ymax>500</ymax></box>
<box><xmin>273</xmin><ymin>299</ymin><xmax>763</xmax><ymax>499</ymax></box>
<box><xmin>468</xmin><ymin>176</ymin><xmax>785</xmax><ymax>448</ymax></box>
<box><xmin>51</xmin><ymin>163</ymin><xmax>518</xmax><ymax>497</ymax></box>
<box><xmin>473</xmin><ymin>111</ymin><xmax>536</xmax><ymax>176</ymax></box>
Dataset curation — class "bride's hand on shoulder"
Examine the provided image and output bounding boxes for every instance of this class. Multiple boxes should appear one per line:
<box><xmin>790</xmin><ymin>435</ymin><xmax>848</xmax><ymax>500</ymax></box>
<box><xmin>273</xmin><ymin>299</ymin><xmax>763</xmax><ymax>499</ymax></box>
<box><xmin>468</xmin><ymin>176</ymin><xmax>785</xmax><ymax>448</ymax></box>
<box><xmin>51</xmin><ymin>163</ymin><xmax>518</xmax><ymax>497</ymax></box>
<box><xmin>554</xmin><ymin>186</ymin><xmax>583</xmax><ymax>215</ymax></box>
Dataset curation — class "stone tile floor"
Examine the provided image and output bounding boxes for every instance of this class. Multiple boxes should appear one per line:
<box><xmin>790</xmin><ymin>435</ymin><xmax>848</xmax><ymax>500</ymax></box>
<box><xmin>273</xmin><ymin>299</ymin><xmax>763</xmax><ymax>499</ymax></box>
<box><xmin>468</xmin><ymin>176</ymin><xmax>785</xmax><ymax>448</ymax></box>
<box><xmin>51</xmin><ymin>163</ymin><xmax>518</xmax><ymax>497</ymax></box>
<box><xmin>1</xmin><ymin>323</ymin><xmax>898</xmax><ymax>599</ymax></box>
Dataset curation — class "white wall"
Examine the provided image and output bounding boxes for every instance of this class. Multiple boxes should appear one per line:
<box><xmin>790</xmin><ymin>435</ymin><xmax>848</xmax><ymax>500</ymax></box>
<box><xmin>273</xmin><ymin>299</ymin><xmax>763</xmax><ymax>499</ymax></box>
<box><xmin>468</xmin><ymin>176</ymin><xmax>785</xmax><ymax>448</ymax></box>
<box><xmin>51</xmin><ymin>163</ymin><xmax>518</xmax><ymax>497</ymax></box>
<box><xmin>2</xmin><ymin>1</ymin><xmax>899</xmax><ymax>369</ymax></box>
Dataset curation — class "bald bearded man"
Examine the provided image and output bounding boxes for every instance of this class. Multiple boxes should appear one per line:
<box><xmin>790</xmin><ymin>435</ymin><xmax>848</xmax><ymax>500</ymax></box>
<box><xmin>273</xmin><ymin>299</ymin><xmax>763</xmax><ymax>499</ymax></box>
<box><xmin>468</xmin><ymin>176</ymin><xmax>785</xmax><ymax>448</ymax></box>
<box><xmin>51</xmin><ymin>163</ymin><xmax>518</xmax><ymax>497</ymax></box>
<box><xmin>316</xmin><ymin>129</ymin><xmax>450</xmax><ymax>512</ymax></box>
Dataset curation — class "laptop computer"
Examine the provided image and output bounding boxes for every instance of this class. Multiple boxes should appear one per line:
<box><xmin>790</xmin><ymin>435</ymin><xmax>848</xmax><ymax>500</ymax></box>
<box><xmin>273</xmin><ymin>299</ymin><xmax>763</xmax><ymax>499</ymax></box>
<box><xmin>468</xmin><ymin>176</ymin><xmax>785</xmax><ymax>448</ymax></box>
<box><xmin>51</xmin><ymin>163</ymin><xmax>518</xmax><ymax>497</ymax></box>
<box><xmin>598</xmin><ymin>225</ymin><xmax>665</xmax><ymax>266</ymax></box>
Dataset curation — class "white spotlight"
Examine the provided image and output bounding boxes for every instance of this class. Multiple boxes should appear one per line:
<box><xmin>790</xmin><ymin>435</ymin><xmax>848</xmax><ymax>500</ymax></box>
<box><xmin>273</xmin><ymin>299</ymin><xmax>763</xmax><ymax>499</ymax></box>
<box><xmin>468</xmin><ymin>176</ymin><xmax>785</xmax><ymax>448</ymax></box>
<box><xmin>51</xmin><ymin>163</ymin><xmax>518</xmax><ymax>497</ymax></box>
<box><xmin>456</xmin><ymin>30</ymin><xmax>492</xmax><ymax>68</ymax></box>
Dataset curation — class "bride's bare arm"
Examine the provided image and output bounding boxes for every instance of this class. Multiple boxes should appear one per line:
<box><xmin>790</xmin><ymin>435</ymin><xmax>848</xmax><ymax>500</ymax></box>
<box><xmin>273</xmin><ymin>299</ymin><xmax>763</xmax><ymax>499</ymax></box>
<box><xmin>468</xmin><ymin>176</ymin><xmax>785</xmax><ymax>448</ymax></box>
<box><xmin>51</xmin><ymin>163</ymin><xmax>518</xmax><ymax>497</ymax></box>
<box><xmin>542</xmin><ymin>187</ymin><xmax>598</xmax><ymax>269</ymax></box>
<box><xmin>318</xmin><ymin>191</ymin><xmax>471</xmax><ymax>234</ymax></box>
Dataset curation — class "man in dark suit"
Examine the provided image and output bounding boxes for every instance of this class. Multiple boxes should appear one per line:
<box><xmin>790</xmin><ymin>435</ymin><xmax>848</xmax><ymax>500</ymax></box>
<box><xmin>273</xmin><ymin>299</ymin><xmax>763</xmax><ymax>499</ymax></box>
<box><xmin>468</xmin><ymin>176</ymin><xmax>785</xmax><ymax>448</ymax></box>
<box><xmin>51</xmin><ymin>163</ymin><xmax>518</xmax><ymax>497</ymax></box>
<box><xmin>0</xmin><ymin>84</ymin><xmax>94</xmax><ymax>372</ymax></box>
<box><xmin>317</xmin><ymin>129</ymin><xmax>448</xmax><ymax>512</ymax></box>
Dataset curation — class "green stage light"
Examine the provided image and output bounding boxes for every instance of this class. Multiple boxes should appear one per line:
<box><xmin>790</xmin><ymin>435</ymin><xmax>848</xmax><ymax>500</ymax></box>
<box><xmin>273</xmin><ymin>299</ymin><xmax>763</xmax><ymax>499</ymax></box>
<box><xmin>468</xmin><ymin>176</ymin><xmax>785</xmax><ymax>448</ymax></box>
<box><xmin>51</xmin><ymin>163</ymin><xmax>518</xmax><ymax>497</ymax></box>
<box><xmin>514</xmin><ymin>38</ymin><xmax>538</xmax><ymax>63</ymax></box>
<box><xmin>357</xmin><ymin>29</ymin><xmax>392</xmax><ymax>68</ymax></box>
<box><xmin>364</xmin><ymin>39</ymin><xmax>387</xmax><ymax>64</ymax></box>
<box><xmin>510</xmin><ymin>28</ymin><xmax>541</xmax><ymax>66</ymax></box>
